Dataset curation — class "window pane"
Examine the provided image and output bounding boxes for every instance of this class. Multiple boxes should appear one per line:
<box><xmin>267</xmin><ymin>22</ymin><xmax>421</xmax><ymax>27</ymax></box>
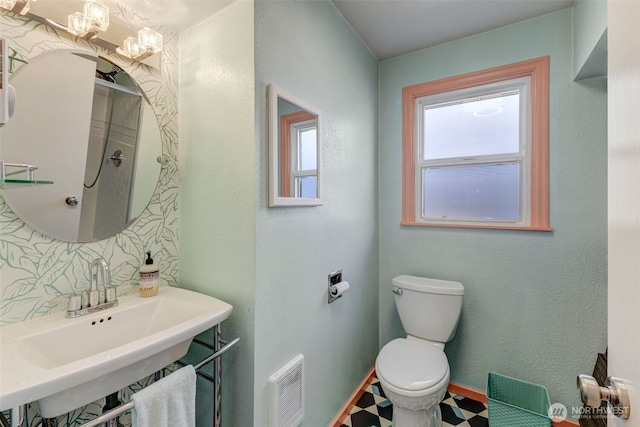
<box><xmin>422</xmin><ymin>163</ymin><xmax>520</xmax><ymax>220</ymax></box>
<box><xmin>297</xmin><ymin>176</ymin><xmax>317</xmax><ymax>198</ymax></box>
<box><xmin>423</xmin><ymin>92</ymin><xmax>520</xmax><ymax>160</ymax></box>
<box><xmin>298</xmin><ymin>127</ymin><xmax>317</xmax><ymax>170</ymax></box>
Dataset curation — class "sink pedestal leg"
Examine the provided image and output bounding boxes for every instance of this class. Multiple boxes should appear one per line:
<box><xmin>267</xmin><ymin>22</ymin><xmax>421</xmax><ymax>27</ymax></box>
<box><xmin>102</xmin><ymin>392</ymin><xmax>120</xmax><ymax>427</ymax></box>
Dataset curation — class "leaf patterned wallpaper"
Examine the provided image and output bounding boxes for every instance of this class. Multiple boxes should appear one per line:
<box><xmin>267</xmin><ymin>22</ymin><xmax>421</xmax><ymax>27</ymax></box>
<box><xmin>1</xmin><ymin>5</ymin><xmax>179</xmax><ymax>424</ymax></box>
<box><xmin>0</xmin><ymin>5</ymin><xmax>179</xmax><ymax>326</ymax></box>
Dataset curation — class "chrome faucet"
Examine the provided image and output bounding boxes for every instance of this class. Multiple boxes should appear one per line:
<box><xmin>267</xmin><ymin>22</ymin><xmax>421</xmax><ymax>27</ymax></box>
<box><xmin>89</xmin><ymin>257</ymin><xmax>110</xmax><ymax>307</ymax></box>
<box><xmin>66</xmin><ymin>257</ymin><xmax>118</xmax><ymax>318</ymax></box>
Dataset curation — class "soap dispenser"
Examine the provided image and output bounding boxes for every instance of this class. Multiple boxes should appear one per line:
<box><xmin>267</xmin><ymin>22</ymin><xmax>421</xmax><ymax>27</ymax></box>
<box><xmin>139</xmin><ymin>251</ymin><xmax>159</xmax><ymax>297</ymax></box>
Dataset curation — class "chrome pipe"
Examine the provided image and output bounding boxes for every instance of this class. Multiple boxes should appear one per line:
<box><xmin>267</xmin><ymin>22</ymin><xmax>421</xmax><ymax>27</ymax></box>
<box><xmin>11</xmin><ymin>405</ymin><xmax>26</xmax><ymax>427</ymax></box>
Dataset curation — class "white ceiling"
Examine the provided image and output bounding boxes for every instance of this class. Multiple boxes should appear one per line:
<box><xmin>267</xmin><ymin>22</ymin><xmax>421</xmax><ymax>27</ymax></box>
<box><xmin>117</xmin><ymin>0</ymin><xmax>574</xmax><ymax>60</ymax></box>
<box><xmin>331</xmin><ymin>0</ymin><xmax>575</xmax><ymax>60</ymax></box>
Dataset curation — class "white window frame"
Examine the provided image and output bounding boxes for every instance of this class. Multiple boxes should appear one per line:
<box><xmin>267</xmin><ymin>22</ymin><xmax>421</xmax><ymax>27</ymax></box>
<box><xmin>290</xmin><ymin>119</ymin><xmax>317</xmax><ymax>197</ymax></box>
<box><xmin>416</xmin><ymin>77</ymin><xmax>531</xmax><ymax>227</ymax></box>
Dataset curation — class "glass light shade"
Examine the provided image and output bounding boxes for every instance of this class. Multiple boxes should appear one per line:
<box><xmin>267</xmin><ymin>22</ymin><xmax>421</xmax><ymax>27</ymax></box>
<box><xmin>138</xmin><ymin>27</ymin><xmax>163</xmax><ymax>53</ymax></box>
<box><xmin>67</xmin><ymin>12</ymin><xmax>90</xmax><ymax>36</ymax></box>
<box><xmin>83</xmin><ymin>0</ymin><xmax>109</xmax><ymax>32</ymax></box>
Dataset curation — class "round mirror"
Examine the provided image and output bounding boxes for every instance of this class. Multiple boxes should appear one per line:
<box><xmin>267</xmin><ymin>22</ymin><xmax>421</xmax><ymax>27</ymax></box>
<box><xmin>0</xmin><ymin>50</ymin><xmax>162</xmax><ymax>242</ymax></box>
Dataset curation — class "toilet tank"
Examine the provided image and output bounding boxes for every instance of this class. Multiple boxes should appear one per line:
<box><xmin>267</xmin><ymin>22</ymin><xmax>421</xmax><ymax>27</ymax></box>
<box><xmin>392</xmin><ymin>275</ymin><xmax>464</xmax><ymax>343</ymax></box>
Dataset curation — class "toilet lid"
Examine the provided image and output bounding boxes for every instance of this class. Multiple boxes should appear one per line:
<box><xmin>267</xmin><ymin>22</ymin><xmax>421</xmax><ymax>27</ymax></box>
<box><xmin>377</xmin><ymin>338</ymin><xmax>448</xmax><ymax>391</ymax></box>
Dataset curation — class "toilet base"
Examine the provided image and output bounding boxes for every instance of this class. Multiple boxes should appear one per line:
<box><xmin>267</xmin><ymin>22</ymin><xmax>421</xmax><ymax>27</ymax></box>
<box><xmin>393</xmin><ymin>403</ymin><xmax>442</xmax><ymax>427</ymax></box>
<box><xmin>378</xmin><ymin>377</ymin><xmax>447</xmax><ymax>427</ymax></box>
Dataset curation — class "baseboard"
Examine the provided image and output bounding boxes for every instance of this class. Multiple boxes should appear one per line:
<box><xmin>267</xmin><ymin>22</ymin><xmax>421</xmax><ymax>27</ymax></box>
<box><xmin>328</xmin><ymin>366</ymin><xmax>376</xmax><ymax>427</ymax></box>
<box><xmin>448</xmin><ymin>381</ymin><xmax>580</xmax><ymax>427</ymax></box>
<box><xmin>447</xmin><ymin>382</ymin><xmax>488</xmax><ymax>404</ymax></box>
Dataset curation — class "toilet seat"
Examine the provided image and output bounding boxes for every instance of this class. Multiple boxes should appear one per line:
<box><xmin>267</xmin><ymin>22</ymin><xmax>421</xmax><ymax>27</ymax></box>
<box><xmin>376</xmin><ymin>338</ymin><xmax>449</xmax><ymax>395</ymax></box>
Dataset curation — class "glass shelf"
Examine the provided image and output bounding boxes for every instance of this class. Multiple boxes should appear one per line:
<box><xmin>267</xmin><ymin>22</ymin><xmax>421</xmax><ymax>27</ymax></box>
<box><xmin>1</xmin><ymin>178</ymin><xmax>54</xmax><ymax>189</ymax></box>
<box><xmin>0</xmin><ymin>161</ymin><xmax>53</xmax><ymax>189</ymax></box>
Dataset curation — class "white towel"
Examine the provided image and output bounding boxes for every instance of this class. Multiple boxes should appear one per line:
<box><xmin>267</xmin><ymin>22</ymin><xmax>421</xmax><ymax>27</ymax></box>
<box><xmin>131</xmin><ymin>365</ymin><xmax>196</xmax><ymax>427</ymax></box>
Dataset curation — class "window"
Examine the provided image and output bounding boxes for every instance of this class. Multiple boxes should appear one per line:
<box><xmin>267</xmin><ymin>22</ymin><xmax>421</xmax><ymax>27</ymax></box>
<box><xmin>402</xmin><ymin>56</ymin><xmax>551</xmax><ymax>230</ymax></box>
<box><xmin>280</xmin><ymin>111</ymin><xmax>317</xmax><ymax>198</ymax></box>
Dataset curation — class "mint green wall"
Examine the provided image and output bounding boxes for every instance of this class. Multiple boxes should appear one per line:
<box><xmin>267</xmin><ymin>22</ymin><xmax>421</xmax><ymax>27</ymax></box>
<box><xmin>378</xmin><ymin>9</ymin><xmax>607</xmax><ymax>410</ymax></box>
<box><xmin>573</xmin><ymin>0</ymin><xmax>607</xmax><ymax>79</ymax></box>
<box><xmin>178</xmin><ymin>1</ymin><xmax>255</xmax><ymax>426</ymax></box>
<box><xmin>254</xmin><ymin>1</ymin><xmax>379</xmax><ymax>425</ymax></box>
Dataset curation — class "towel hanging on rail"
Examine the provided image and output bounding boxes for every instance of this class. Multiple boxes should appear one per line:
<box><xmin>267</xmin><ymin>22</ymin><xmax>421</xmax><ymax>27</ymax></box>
<box><xmin>131</xmin><ymin>365</ymin><xmax>196</xmax><ymax>427</ymax></box>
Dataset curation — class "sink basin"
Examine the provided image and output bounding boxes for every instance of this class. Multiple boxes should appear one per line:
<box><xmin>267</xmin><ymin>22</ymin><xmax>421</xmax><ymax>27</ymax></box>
<box><xmin>0</xmin><ymin>286</ymin><xmax>232</xmax><ymax>417</ymax></box>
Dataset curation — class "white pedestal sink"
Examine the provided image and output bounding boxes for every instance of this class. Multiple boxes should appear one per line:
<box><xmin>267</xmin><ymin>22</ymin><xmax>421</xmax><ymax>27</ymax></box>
<box><xmin>0</xmin><ymin>286</ymin><xmax>232</xmax><ymax>418</ymax></box>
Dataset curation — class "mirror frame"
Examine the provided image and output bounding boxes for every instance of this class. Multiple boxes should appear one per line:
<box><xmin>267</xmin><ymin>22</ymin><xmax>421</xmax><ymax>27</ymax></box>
<box><xmin>268</xmin><ymin>84</ymin><xmax>322</xmax><ymax>207</ymax></box>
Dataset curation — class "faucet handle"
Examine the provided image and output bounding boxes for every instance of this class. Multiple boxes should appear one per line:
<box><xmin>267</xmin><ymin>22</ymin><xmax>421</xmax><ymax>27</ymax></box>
<box><xmin>68</xmin><ymin>295</ymin><xmax>82</xmax><ymax>312</ymax></box>
<box><xmin>105</xmin><ymin>287</ymin><xmax>117</xmax><ymax>303</ymax></box>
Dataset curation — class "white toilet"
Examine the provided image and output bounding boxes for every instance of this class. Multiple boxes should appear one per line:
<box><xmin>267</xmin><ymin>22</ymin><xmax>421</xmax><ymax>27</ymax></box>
<box><xmin>375</xmin><ymin>275</ymin><xmax>464</xmax><ymax>427</ymax></box>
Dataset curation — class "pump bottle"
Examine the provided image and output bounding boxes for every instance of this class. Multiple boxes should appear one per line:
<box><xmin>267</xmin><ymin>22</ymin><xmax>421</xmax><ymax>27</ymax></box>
<box><xmin>139</xmin><ymin>251</ymin><xmax>159</xmax><ymax>297</ymax></box>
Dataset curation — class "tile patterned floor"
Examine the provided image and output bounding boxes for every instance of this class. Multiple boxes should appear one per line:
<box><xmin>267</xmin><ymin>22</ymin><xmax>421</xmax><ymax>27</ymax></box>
<box><xmin>339</xmin><ymin>374</ymin><xmax>489</xmax><ymax>427</ymax></box>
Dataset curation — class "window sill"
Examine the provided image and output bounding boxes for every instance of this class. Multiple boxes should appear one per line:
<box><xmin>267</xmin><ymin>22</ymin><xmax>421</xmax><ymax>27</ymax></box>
<box><xmin>400</xmin><ymin>221</ymin><xmax>553</xmax><ymax>231</ymax></box>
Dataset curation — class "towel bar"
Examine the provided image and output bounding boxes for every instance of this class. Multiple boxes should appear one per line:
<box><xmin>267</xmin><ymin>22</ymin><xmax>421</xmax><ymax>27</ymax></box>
<box><xmin>74</xmin><ymin>401</ymin><xmax>135</xmax><ymax>427</ymax></box>
<box><xmin>194</xmin><ymin>337</ymin><xmax>240</xmax><ymax>371</ymax></box>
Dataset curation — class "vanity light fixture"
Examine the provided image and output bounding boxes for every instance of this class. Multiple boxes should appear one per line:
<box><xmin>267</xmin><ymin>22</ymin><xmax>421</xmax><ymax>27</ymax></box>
<box><xmin>67</xmin><ymin>0</ymin><xmax>109</xmax><ymax>40</ymax></box>
<box><xmin>2</xmin><ymin>0</ymin><xmax>162</xmax><ymax>66</ymax></box>
<box><xmin>116</xmin><ymin>27</ymin><xmax>163</xmax><ymax>60</ymax></box>
<box><xmin>0</xmin><ymin>0</ymin><xmax>31</xmax><ymax>15</ymax></box>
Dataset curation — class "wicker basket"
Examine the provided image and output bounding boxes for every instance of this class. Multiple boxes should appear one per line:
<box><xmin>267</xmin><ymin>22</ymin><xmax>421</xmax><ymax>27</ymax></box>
<box><xmin>487</xmin><ymin>372</ymin><xmax>552</xmax><ymax>427</ymax></box>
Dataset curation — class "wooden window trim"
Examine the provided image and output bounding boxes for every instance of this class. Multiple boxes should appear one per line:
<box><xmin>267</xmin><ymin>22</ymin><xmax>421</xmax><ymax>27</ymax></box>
<box><xmin>401</xmin><ymin>56</ymin><xmax>551</xmax><ymax>231</ymax></box>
